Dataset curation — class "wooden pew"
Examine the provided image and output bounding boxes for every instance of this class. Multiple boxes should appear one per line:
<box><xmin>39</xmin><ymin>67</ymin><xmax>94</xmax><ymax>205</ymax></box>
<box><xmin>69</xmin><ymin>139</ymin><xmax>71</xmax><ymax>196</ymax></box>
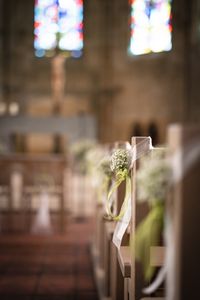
<box><xmin>117</xmin><ymin>245</ymin><xmax>131</xmax><ymax>300</ymax></box>
<box><xmin>91</xmin><ymin>142</ymin><xmax>129</xmax><ymax>300</ymax></box>
<box><xmin>167</xmin><ymin>124</ymin><xmax>200</xmax><ymax>300</ymax></box>
<box><xmin>91</xmin><ymin>177</ymin><xmax>126</xmax><ymax>300</ymax></box>
<box><xmin>128</xmin><ymin>138</ymin><xmax>164</xmax><ymax>300</ymax></box>
<box><xmin>105</xmin><ymin>142</ymin><xmax>131</xmax><ymax>300</ymax></box>
<box><xmin>109</xmin><ymin>179</ymin><xmax>129</xmax><ymax>300</ymax></box>
<box><xmin>114</xmin><ymin>137</ymin><xmax>150</xmax><ymax>300</ymax></box>
<box><xmin>109</xmin><ymin>137</ymin><xmax>152</xmax><ymax>300</ymax></box>
<box><xmin>92</xmin><ymin>138</ymin><xmax>167</xmax><ymax>300</ymax></box>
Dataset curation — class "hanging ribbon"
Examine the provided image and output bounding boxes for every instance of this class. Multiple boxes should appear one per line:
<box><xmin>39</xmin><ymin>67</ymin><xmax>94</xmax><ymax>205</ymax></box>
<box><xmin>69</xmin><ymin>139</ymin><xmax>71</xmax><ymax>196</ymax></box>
<box><xmin>106</xmin><ymin>174</ymin><xmax>131</xmax><ymax>221</ymax></box>
<box><xmin>112</xmin><ymin>189</ymin><xmax>132</xmax><ymax>249</ymax></box>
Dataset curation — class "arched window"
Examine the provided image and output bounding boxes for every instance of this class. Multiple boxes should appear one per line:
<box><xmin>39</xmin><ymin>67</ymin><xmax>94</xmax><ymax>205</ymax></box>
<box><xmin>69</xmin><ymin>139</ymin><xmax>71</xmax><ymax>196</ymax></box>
<box><xmin>34</xmin><ymin>0</ymin><xmax>83</xmax><ymax>58</ymax></box>
<box><xmin>129</xmin><ymin>0</ymin><xmax>172</xmax><ymax>55</ymax></box>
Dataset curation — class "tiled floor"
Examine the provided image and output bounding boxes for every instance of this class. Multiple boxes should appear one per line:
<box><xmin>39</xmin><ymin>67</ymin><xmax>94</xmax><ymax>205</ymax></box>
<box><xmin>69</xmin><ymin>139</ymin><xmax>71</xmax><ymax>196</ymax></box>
<box><xmin>0</xmin><ymin>216</ymin><xmax>98</xmax><ymax>300</ymax></box>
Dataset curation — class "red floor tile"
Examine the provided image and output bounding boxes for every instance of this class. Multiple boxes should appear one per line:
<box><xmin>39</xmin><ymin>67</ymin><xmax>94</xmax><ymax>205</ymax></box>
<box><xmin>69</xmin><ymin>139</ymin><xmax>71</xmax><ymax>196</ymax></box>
<box><xmin>0</xmin><ymin>217</ymin><xmax>98</xmax><ymax>299</ymax></box>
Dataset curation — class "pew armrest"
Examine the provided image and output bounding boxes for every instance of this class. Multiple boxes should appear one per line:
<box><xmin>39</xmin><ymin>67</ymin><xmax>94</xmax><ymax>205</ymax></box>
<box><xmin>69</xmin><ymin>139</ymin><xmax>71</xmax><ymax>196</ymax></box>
<box><xmin>117</xmin><ymin>246</ymin><xmax>131</xmax><ymax>278</ymax></box>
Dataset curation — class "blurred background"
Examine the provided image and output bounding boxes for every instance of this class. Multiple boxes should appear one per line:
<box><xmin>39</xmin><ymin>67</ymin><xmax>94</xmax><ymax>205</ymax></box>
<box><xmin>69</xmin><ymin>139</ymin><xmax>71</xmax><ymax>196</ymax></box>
<box><xmin>0</xmin><ymin>0</ymin><xmax>199</xmax><ymax>299</ymax></box>
<box><xmin>0</xmin><ymin>0</ymin><xmax>199</xmax><ymax>151</ymax></box>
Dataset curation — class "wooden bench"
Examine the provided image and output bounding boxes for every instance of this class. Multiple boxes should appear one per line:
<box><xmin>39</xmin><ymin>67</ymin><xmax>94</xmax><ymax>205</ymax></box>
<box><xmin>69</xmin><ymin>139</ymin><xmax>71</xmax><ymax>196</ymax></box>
<box><xmin>166</xmin><ymin>124</ymin><xmax>200</xmax><ymax>300</ymax></box>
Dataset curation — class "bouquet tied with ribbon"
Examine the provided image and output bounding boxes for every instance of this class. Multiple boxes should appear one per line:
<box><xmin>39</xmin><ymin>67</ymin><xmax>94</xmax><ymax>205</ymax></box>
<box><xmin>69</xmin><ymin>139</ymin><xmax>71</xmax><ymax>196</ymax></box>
<box><xmin>106</xmin><ymin>146</ymin><xmax>133</xmax><ymax>221</ymax></box>
<box><xmin>135</xmin><ymin>150</ymin><xmax>171</xmax><ymax>282</ymax></box>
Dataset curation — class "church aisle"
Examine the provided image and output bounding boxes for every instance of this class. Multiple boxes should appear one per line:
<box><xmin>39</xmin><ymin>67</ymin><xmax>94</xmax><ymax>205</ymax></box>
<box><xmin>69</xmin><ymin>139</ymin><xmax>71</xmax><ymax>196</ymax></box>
<box><xmin>0</xmin><ymin>218</ymin><xmax>98</xmax><ymax>300</ymax></box>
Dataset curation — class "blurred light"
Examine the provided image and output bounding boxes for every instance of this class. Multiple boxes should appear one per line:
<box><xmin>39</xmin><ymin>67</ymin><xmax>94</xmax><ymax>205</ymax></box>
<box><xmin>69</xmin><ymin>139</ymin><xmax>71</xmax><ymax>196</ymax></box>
<box><xmin>8</xmin><ymin>102</ymin><xmax>19</xmax><ymax>116</ymax></box>
<box><xmin>34</xmin><ymin>0</ymin><xmax>83</xmax><ymax>57</ymax></box>
<box><xmin>35</xmin><ymin>49</ymin><xmax>45</xmax><ymax>57</ymax></box>
<box><xmin>129</xmin><ymin>0</ymin><xmax>172</xmax><ymax>56</ymax></box>
<box><xmin>71</xmin><ymin>50</ymin><xmax>82</xmax><ymax>58</ymax></box>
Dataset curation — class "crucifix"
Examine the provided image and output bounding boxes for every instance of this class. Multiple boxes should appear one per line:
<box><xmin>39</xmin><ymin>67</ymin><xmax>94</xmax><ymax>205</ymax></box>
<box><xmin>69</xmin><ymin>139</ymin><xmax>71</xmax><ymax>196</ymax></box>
<box><xmin>51</xmin><ymin>53</ymin><xmax>66</xmax><ymax>152</ymax></box>
<box><xmin>51</xmin><ymin>53</ymin><xmax>66</xmax><ymax>116</ymax></box>
<box><xmin>34</xmin><ymin>0</ymin><xmax>84</xmax><ymax>152</ymax></box>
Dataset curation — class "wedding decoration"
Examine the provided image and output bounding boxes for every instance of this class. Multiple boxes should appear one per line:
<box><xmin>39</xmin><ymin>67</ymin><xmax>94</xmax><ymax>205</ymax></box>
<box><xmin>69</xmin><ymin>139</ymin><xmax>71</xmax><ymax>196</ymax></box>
<box><xmin>112</xmin><ymin>137</ymin><xmax>153</xmax><ymax>249</ymax></box>
<box><xmin>137</xmin><ymin>151</ymin><xmax>170</xmax><ymax>205</ymax></box>
<box><xmin>135</xmin><ymin>150</ymin><xmax>171</xmax><ymax>282</ymax></box>
<box><xmin>85</xmin><ymin>146</ymin><xmax>107</xmax><ymax>180</ymax></box>
<box><xmin>85</xmin><ymin>145</ymin><xmax>113</xmax><ymax>205</ymax></box>
<box><xmin>110</xmin><ymin>149</ymin><xmax>132</xmax><ymax>181</ymax></box>
<box><xmin>70</xmin><ymin>139</ymin><xmax>96</xmax><ymax>175</ymax></box>
<box><xmin>106</xmin><ymin>147</ymin><xmax>132</xmax><ymax>220</ymax></box>
<box><xmin>99</xmin><ymin>156</ymin><xmax>113</xmax><ymax>179</ymax></box>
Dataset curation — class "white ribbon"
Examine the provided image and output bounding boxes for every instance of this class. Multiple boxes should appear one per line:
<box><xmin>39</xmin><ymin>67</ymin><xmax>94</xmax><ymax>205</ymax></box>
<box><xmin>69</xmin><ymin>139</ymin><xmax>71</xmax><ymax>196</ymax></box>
<box><xmin>113</xmin><ymin>195</ymin><xmax>131</xmax><ymax>249</ymax></box>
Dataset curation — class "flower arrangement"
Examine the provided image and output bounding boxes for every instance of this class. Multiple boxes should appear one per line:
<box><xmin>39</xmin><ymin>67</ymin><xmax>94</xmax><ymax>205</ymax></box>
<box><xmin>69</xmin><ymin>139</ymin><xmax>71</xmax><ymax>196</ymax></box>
<box><xmin>86</xmin><ymin>146</ymin><xmax>107</xmax><ymax>176</ymax></box>
<box><xmin>135</xmin><ymin>150</ymin><xmax>171</xmax><ymax>282</ymax></box>
<box><xmin>86</xmin><ymin>147</ymin><xmax>112</xmax><ymax>200</ymax></box>
<box><xmin>110</xmin><ymin>148</ymin><xmax>132</xmax><ymax>181</ymax></box>
<box><xmin>106</xmin><ymin>146</ymin><xmax>132</xmax><ymax>220</ymax></box>
<box><xmin>137</xmin><ymin>150</ymin><xmax>171</xmax><ymax>204</ymax></box>
<box><xmin>70</xmin><ymin>139</ymin><xmax>96</xmax><ymax>175</ymax></box>
<box><xmin>92</xmin><ymin>156</ymin><xmax>114</xmax><ymax>207</ymax></box>
<box><xmin>100</xmin><ymin>157</ymin><xmax>113</xmax><ymax>179</ymax></box>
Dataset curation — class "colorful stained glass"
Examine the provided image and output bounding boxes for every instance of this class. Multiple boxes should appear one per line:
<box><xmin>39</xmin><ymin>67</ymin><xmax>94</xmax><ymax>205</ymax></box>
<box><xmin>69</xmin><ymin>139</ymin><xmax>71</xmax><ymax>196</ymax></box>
<box><xmin>129</xmin><ymin>0</ymin><xmax>172</xmax><ymax>55</ymax></box>
<box><xmin>34</xmin><ymin>0</ymin><xmax>83</xmax><ymax>57</ymax></box>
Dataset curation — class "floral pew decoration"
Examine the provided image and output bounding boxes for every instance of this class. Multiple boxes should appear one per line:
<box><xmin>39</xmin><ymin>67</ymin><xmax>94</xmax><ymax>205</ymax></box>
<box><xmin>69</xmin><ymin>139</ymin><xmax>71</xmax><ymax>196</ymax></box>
<box><xmin>97</xmin><ymin>155</ymin><xmax>114</xmax><ymax>208</ymax></box>
<box><xmin>105</xmin><ymin>138</ymin><xmax>153</xmax><ymax>249</ymax></box>
<box><xmin>84</xmin><ymin>144</ymin><xmax>114</xmax><ymax>208</ymax></box>
<box><xmin>70</xmin><ymin>139</ymin><xmax>96</xmax><ymax>175</ymax></box>
<box><xmin>134</xmin><ymin>149</ymin><xmax>171</xmax><ymax>293</ymax></box>
<box><xmin>71</xmin><ymin>140</ymin><xmax>116</xmax><ymax>208</ymax></box>
<box><xmin>69</xmin><ymin>140</ymin><xmax>99</xmax><ymax>218</ymax></box>
<box><xmin>105</xmin><ymin>146</ymin><xmax>132</xmax><ymax>221</ymax></box>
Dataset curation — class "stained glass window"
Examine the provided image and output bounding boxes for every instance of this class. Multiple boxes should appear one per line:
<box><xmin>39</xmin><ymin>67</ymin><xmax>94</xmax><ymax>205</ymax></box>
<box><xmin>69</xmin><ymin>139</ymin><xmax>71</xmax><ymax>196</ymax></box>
<box><xmin>34</xmin><ymin>0</ymin><xmax>83</xmax><ymax>58</ymax></box>
<box><xmin>129</xmin><ymin>0</ymin><xmax>172</xmax><ymax>55</ymax></box>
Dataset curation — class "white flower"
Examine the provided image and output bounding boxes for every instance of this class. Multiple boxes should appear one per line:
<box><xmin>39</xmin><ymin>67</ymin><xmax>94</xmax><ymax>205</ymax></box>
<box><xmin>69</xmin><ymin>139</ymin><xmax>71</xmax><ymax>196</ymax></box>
<box><xmin>70</xmin><ymin>139</ymin><xmax>96</xmax><ymax>174</ymax></box>
<box><xmin>137</xmin><ymin>151</ymin><xmax>171</xmax><ymax>204</ymax></box>
<box><xmin>99</xmin><ymin>157</ymin><xmax>113</xmax><ymax>178</ymax></box>
<box><xmin>110</xmin><ymin>149</ymin><xmax>132</xmax><ymax>175</ymax></box>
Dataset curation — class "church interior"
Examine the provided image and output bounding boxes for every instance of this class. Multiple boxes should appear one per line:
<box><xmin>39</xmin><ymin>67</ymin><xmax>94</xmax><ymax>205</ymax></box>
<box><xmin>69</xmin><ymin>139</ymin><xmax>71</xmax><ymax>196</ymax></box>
<box><xmin>0</xmin><ymin>0</ymin><xmax>200</xmax><ymax>299</ymax></box>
